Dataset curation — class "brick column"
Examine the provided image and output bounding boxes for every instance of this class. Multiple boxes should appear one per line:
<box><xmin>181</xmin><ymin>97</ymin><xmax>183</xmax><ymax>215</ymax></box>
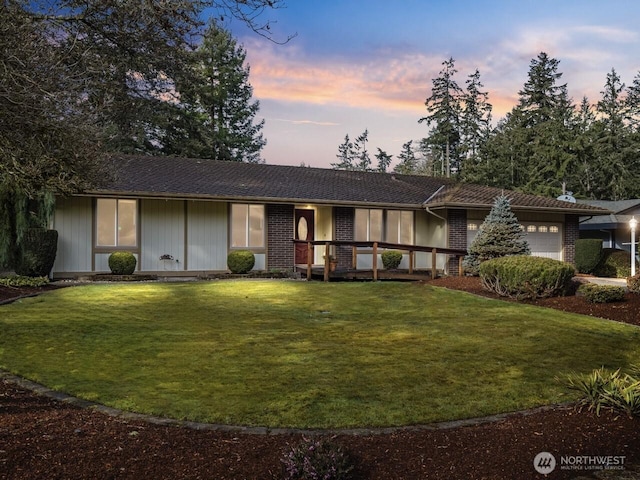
<box><xmin>447</xmin><ymin>209</ymin><xmax>467</xmax><ymax>276</ymax></box>
<box><xmin>266</xmin><ymin>204</ymin><xmax>294</xmax><ymax>270</ymax></box>
<box><xmin>564</xmin><ymin>214</ymin><xmax>579</xmax><ymax>266</ymax></box>
<box><xmin>334</xmin><ymin>207</ymin><xmax>354</xmax><ymax>269</ymax></box>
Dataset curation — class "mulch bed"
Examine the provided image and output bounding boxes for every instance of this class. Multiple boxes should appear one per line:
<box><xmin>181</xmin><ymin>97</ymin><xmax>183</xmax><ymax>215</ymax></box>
<box><xmin>1</xmin><ymin>277</ymin><xmax>639</xmax><ymax>479</ymax></box>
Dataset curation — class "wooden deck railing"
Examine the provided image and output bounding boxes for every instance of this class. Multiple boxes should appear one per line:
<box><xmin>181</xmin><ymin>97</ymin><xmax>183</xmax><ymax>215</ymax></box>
<box><xmin>293</xmin><ymin>240</ymin><xmax>467</xmax><ymax>281</ymax></box>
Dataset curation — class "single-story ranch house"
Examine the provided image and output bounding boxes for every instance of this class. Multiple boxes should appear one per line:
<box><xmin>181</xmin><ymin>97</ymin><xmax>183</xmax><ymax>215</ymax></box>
<box><xmin>51</xmin><ymin>155</ymin><xmax>608</xmax><ymax>279</ymax></box>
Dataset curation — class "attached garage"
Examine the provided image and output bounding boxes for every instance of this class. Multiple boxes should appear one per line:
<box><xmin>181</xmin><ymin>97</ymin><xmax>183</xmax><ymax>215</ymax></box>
<box><xmin>467</xmin><ymin>221</ymin><xmax>563</xmax><ymax>261</ymax></box>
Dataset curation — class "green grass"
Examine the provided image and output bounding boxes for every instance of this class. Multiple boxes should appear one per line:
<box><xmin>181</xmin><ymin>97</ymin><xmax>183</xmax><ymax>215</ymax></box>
<box><xmin>1</xmin><ymin>280</ymin><xmax>639</xmax><ymax>428</ymax></box>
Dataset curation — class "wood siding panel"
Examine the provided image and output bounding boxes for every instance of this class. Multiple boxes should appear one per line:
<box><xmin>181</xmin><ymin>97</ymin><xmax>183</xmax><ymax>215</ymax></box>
<box><xmin>52</xmin><ymin>197</ymin><xmax>93</xmax><ymax>273</ymax></box>
<box><xmin>415</xmin><ymin>210</ymin><xmax>446</xmax><ymax>269</ymax></box>
<box><xmin>141</xmin><ymin>199</ymin><xmax>185</xmax><ymax>272</ymax></box>
<box><xmin>187</xmin><ymin>201</ymin><xmax>228</xmax><ymax>271</ymax></box>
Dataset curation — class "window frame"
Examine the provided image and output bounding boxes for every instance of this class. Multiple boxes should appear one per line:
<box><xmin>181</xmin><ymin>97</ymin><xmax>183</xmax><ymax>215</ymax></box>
<box><xmin>230</xmin><ymin>203</ymin><xmax>266</xmax><ymax>250</ymax></box>
<box><xmin>95</xmin><ymin>198</ymin><xmax>138</xmax><ymax>250</ymax></box>
<box><xmin>354</xmin><ymin>208</ymin><xmax>414</xmax><ymax>245</ymax></box>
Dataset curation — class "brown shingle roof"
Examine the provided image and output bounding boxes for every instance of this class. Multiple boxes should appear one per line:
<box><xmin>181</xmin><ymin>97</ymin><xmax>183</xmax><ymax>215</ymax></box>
<box><xmin>426</xmin><ymin>182</ymin><xmax>609</xmax><ymax>213</ymax></box>
<box><xmin>89</xmin><ymin>155</ymin><xmax>609</xmax><ymax>214</ymax></box>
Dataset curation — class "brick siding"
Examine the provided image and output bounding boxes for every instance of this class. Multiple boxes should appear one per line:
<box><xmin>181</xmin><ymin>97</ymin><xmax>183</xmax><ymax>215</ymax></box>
<box><xmin>564</xmin><ymin>214</ymin><xmax>579</xmax><ymax>265</ymax></box>
<box><xmin>266</xmin><ymin>204</ymin><xmax>294</xmax><ymax>270</ymax></box>
<box><xmin>334</xmin><ymin>207</ymin><xmax>354</xmax><ymax>268</ymax></box>
<box><xmin>447</xmin><ymin>209</ymin><xmax>467</xmax><ymax>276</ymax></box>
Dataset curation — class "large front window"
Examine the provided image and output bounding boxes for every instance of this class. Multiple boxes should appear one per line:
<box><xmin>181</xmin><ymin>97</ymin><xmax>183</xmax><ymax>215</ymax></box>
<box><xmin>96</xmin><ymin>199</ymin><xmax>137</xmax><ymax>247</ymax></box>
<box><xmin>355</xmin><ymin>209</ymin><xmax>414</xmax><ymax>244</ymax></box>
<box><xmin>355</xmin><ymin>208</ymin><xmax>383</xmax><ymax>241</ymax></box>
<box><xmin>386</xmin><ymin>210</ymin><xmax>414</xmax><ymax>244</ymax></box>
<box><xmin>231</xmin><ymin>204</ymin><xmax>265</xmax><ymax>248</ymax></box>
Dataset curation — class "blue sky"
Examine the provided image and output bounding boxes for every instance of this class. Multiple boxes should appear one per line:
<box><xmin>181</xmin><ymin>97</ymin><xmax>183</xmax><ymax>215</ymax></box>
<box><xmin>225</xmin><ymin>1</ymin><xmax>640</xmax><ymax>168</ymax></box>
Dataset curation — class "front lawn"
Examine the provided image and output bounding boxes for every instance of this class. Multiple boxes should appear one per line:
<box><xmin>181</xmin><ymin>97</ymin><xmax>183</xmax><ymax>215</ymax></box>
<box><xmin>0</xmin><ymin>280</ymin><xmax>639</xmax><ymax>428</ymax></box>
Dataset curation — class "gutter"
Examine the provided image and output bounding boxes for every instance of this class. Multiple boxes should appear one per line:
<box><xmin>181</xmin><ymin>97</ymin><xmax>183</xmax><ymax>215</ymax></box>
<box><xmin>423</xmin><ymin>185</ymin><xmax>447</xmax><ymax>220</ymax></box>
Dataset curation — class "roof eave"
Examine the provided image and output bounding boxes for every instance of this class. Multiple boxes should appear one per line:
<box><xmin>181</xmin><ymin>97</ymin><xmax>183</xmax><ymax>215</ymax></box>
<box><xmin>425</xmin><ymin>201</ymin><xmax>612</xmax><ymax>215</ymax></box>
<box><xmin>81</xmin><ymin>190</ymin><xmax>423</xmax><ymax>210</ymax></box>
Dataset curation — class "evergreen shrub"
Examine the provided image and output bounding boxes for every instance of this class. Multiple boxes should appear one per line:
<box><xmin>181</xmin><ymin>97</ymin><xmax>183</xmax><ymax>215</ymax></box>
<box><xmin>381</xmin><ymin>250</ymin><xmax>403</xmax><ymax>269</ymax></box>
<box><xmin>0</xmin><ymin>275</ymin><xmax>49</xmax><ymax>287</ymax></box>
<box><xmin>464</xmin><ymin>195</ymin><xmax>530</xmax><ymax>276</ymax></box>
<box><xmin>574</xmin><ymin>239</ymin><xmax>603</xmax><ymax>274</ymax></box>
<box><xmin>15</xmin><ymin>228</ymin><xmax>58</xmax><ymax>277</ymax></box>
<box><xmin>108</xmin><ymin>251</ymin><xmax>137</xmax><ymax>275</ymax></box>
<box><xmin>578</xmin><ymin>284</ymin><xmax>626</xmax><ymax>303</ymax></box>
<box><xmin>627</xmin><ymin>273</ymin><xmax>640</xmax><ymax>294</ymax></box>
<box><xmin>595</xmin><ymin>249</ymin><xmax>637</xmax><ymax>278</ymax></box>
<box><xmin>227</xmin><ymin>250</ymin><xmax>255</xmax><ymax>274</ymax></box>
<box><xmin>479</xmin><ymin>255</ymin><xmax>575</xmax><ymax>299</ymax></box>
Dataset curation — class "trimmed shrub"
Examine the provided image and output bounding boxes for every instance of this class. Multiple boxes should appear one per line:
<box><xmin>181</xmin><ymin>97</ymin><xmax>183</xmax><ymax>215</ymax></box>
<box><xmin>627</xmin><ymin>273</ymin><xmax>640</xmax><ymax>294</ymax></box>
<box><xmin>227</xmin><ymin>250</ymin><xmax>255</xmax><ymax>274</ymax></box>
<box><xmin>281</xmin><ymin>437</ymin><xmax>354</xmax><ymax>480</ymax></box>
<box><xmin>479</xmin><ymin>255</ymin><xmax>575</xmax><ymax>299</ymax></box>
<box><xmin>0</xmin><ymin>275</ymin><xmax>49</xmax><ymax>287</ymax></box>
<box><xmin>108</xmin><ymin>251</ymin><xmax>137</xmax><ymax>275</ymax></box>
<box><xmin>381</xmin><ymin>250</ymin><xmax>403</xmax><ymax>269</ymax></box>
<box><xmin>594</xmin><ymin>249</ymin><xmax>638</xmax><ymax>278</ymax></box>
<box><xmin>575</xmin><ymin>239</ymin><xmax>603</xmax><ymax>274</ymax></box>
<box><xmin>15</xmin><ymin>228</ymin><xmax>58</xmax><ymax>277</ymax></box>
<box><xmin>578</xmin><ymin>283</ymin><xmax>626</xmax><ymax>303</ymax></box>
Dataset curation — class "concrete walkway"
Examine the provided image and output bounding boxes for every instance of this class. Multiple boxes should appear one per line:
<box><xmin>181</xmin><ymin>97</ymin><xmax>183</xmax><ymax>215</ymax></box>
<box><xmin>581</xmin><ymin>276</ymin><xmax>628</xmax><ymax>287</ymax></box>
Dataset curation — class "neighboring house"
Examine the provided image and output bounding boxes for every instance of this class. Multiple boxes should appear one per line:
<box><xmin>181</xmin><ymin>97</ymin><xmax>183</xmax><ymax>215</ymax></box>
<box><xmin>578</xmin><ymin>199</ymin><xmax>640</xmax><ymax>251</ymax></box>
<box><xmin>51</xmin><ymin>155</ymin><xmax>608</xmax><ymax>278</ymax></box>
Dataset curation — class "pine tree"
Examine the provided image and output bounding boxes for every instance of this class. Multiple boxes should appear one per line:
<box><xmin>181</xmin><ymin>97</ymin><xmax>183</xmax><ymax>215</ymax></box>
<box><xmin>332</xmin><ymin>134</ymin><xmax>355</xmax><ymax>170</ymax></box>
<box><xmin>463</xmin><ymin>195</ymin><xmax>530</xmax><ymax>274</ymax></box>
<box><xmin>589</xmin><ymin>69</ymin><xmax>640</xmax><ymax>200</ymax></box>
<box><xmin>393</xmin><ymin>141</ymin><xmax>417</xmax><ymax>174</ymax></box>
<box><xmin>419</xmin><ymin>57</ymin><xmax>462</xmax><ymax>177</ymax></box>
<box><xmin>332</xmin><ymin>130</ymin><xmax>371</xmax><ymax>171</ymax></box>
<box><xmin>375</xmin><ymin>148</ymin><xmax>392</xmax><ymax>172</ymax></box>
<box><xmin>165</xmin><ymin>22</ymin><xmax>265</xmax><ymax>162</ymax></box>
<box><xmin>354</xmin><ymin>129</ymin><xmax>371</xmax><ymax>171</ymax></box>
<box><xmin>471</xmin><ymin>52</ymin><xmax>576</xmax><ymax>196</ymax></box>
<box><xmin>460</xmin><ymin>69</ymin><xmax>492</xmax><ymax>168</ymax></box>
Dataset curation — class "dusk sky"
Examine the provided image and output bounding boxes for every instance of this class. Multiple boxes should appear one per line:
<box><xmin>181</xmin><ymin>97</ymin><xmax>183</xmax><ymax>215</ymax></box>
<box><xmin>226</xmin><ymin>1</ymin><xmax>640</xmax><ymax>169</ymax></box>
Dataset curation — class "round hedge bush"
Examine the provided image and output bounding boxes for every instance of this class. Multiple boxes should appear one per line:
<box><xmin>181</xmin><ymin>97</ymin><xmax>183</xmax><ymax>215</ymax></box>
<box><xmin>108</xmin><ymin>251</ymin><xmax>137</xmax><ymax>275</ymax></box>
<box><xmin>227</xmin><ymin>250</ymin><xmax>255</xmax><ymax>274</ymax></box>
<box><xmin>381</xmin><ymin>250</ymin><xmax>403</xmax><ymax>269</ymax></box>
<box><xmin>479</xmin><ymin>255</ymin><xmax>575</xmax><ymax>300</ymax></box>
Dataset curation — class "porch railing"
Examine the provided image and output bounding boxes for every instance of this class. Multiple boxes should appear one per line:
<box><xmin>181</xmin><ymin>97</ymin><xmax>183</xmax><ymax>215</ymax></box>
<box><xmin>293</xmin><ymin>240</ymin><xmax>467</xmax><ymax>281</ymax></box>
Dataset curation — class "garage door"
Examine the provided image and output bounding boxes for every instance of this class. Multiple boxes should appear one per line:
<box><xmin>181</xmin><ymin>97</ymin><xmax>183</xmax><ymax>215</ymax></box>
<box><xmin>467</xmin><ymin>222</ymin><xmax>563</xmax><ymax>260</ymax></box>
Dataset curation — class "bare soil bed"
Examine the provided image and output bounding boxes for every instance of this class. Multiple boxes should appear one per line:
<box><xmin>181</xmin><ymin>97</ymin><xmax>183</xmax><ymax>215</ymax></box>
<box><xmin>1</xmin><ymin>278</ymin><xmax>639</xmax><ymax>480</ymax></box>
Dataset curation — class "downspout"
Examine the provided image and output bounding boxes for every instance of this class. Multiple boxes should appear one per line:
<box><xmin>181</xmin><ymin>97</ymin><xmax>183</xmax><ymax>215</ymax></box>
<box><xmin>422</xmin><ymin>185</ymin><xmax>446</xmax><ymax>220</ymax></box>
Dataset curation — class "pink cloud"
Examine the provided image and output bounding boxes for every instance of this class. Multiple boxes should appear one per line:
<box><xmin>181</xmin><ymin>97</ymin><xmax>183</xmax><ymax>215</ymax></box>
<box><xmin>244</xmin><ymin>39</ymin><xmax>440</xmax><ymax>114</ymax></box>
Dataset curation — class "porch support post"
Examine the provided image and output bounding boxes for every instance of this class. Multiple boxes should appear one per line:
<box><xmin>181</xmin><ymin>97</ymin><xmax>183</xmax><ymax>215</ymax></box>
<box><xmin>408</xmin><ymin>250</ymin><xmax>414</xmax><ymax>274</ymax></box>
<box><xmin>372</xmin><ymin>242</ymin><xmax>378</xmax><ymax>281</ymax></box>
<box><xmin>431</xmin><ymin>248</ymin><xmax>437</xmax><ymax>280</ymax></box>
<box><xmin>458</xmin><ymin>256</ymin><xmax>464</xmax><ymax>276</ymax></box>
<box><xmin>323</xmin><ymin>242</ymin><xmax>330</xmax><ymax>282</ymax></box>
<box><xmin>306</xmin><ymin>242</ymin><xmax>312</xmax><ymax>280</ymax></box>
<box><xmin>352</xmin><ymin>246</ymin><xmax>357</xmax><ymax>269</ymax></box>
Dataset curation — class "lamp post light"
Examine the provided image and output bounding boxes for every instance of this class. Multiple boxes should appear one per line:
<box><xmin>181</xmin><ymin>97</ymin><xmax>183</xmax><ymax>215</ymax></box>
<box><xmin>631</xmin><ymin>216</ymin><xmax>638</xmax><ymax>277</ymax></box>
